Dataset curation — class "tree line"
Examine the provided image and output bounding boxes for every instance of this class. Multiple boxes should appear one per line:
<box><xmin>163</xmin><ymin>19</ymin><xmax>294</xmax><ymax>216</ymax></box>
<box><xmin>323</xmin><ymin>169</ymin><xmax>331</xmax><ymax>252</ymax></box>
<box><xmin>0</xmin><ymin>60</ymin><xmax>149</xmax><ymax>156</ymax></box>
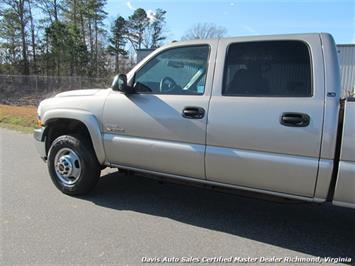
<box><xmin>0</xmin><ymin>0</ymin><xmax>167</xmax><ymax>77</ymax></box>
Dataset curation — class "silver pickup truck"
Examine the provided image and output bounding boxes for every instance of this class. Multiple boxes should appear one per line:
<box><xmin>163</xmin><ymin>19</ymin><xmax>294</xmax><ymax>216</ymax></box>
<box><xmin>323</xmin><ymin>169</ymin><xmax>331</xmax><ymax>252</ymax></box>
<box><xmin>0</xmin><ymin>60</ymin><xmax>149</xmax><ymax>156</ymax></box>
<box><xmin>34</xmin><ymin>33</ymin><xmax>355</xmax><ymax>209</ymax></box>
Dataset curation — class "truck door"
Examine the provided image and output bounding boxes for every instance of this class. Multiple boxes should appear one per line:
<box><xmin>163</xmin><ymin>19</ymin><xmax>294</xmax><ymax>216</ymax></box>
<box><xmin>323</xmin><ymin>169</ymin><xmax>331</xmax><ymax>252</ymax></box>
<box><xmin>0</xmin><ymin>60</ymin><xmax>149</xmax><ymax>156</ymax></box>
<box><xmin>103</xmin><ymin>41</ymin><xmax>217</xmax><ymax>179</ymax></box>
<box><xmin>206</xmin><ymin>35</ymin><xmax>325</xmax><ymax>197</ymax></box>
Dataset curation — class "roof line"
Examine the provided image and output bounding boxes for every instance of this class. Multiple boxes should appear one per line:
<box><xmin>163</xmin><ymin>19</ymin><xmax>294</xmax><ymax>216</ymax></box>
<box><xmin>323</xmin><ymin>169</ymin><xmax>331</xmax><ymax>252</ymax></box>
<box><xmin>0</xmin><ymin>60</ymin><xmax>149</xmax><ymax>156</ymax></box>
<box><xmin>336</xmin><ymin>44</ymin><xmax>355</xmax><ymax>47</ymax></box>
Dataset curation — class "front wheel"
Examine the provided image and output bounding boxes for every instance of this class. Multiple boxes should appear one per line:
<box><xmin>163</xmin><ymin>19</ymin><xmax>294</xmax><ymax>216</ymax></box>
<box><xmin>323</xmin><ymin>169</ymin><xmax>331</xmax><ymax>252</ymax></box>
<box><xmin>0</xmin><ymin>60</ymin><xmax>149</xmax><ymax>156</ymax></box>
<box><xmin>47</xmin><ymin>135</ymin><xmax>101</xmax><ymax>196</ymax></box>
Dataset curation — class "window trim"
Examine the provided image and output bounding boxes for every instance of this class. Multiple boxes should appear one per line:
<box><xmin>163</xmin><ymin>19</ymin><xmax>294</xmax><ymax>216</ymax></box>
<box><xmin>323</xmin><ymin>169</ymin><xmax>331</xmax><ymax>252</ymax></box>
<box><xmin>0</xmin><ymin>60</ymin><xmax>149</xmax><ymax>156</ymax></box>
<box><xmin>221</xmin><ymin>40</ymin><xmax>314</xmax><ymax>98</ymax></box>
<box><xmin>132</xmin><ymin>44</ymin><xmax>211</xmax><ymax>96</ymax></box>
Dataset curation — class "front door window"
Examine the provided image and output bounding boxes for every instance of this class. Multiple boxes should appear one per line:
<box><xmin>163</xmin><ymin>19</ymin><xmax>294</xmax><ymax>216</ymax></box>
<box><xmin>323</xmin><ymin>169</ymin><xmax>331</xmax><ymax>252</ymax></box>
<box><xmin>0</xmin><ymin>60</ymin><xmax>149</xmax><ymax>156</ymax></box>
<box><xmin>134</xmin><ymin>45</ymin><xmax>210</xmax><ymax>95</ymax></box>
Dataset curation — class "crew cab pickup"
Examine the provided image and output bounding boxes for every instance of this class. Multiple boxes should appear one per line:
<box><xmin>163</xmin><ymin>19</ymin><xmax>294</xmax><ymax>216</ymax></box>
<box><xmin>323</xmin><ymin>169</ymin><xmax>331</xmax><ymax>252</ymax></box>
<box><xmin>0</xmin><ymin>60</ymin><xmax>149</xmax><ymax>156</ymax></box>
<box><xmin>34</xmin><ymin>33</ymin><xmax>355</xmax><ymax>209</ymax></box>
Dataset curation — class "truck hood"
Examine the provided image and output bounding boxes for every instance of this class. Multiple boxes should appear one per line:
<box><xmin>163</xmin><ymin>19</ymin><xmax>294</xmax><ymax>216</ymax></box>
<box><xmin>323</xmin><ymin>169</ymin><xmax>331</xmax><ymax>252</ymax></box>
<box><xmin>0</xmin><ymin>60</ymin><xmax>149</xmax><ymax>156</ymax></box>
<box><xmin>55</xmin><ymin>89</ymin><xmax>102</xmax><ymax>98</ymax></box>
<box><xmin>38</xmin><ymin>88</ymin><xmax>111</xmax><ymax>121</ymax></box>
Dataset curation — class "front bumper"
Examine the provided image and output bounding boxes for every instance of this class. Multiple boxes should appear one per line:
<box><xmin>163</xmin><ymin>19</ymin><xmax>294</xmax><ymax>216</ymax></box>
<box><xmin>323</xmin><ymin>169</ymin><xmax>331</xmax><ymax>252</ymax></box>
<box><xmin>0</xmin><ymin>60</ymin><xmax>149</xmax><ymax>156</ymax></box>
<box><xmin>33</xmin><ymin>127</ymin><xmax>46</xmax><ymax>160</ymax></box>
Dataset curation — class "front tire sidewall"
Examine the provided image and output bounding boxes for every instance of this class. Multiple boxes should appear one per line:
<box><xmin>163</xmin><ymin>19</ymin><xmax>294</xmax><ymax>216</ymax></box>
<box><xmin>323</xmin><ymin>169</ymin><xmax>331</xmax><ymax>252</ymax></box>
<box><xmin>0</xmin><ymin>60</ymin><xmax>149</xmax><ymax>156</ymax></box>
<box><xmin>48</xmin><ymin>135</ymin><xmax>100</xmax><ymax>196</ymax></box>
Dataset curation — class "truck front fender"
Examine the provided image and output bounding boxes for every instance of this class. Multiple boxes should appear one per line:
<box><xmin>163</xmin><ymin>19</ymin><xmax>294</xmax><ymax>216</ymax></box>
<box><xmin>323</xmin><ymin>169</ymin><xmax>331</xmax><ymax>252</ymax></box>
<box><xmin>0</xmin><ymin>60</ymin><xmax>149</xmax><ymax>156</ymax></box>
<box><xmin>42</xmin><ymin>109</ymin><xmax>106</xmax><ymax>164</ymax></box>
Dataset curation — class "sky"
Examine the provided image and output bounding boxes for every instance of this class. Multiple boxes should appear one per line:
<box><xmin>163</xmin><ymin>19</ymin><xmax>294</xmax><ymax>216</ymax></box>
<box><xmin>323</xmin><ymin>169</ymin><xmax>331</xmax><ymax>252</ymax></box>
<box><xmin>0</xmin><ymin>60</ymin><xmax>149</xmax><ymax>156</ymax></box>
<box><xmin>105</xmin><ymin>0</ymin><xmax>355</xmax><ymax>45</ymax></box>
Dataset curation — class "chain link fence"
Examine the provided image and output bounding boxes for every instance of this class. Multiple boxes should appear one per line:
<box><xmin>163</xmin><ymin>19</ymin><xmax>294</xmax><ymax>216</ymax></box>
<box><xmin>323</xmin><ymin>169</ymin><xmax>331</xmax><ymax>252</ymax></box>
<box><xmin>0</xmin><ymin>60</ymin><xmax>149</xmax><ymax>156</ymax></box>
<box><xmin>0</xmin><ymin>75</ymin><xmax>112</xmax><ymax>105</ymax></box>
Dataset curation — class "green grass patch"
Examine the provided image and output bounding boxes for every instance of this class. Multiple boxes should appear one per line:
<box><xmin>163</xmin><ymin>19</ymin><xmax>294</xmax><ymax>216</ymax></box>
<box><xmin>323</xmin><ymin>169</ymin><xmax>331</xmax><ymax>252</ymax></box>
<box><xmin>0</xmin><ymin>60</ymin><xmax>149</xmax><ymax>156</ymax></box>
<box><xmin>0</xmin><ymin>104</ymin><xmax>37</xmax><ymax>133</ymax></box>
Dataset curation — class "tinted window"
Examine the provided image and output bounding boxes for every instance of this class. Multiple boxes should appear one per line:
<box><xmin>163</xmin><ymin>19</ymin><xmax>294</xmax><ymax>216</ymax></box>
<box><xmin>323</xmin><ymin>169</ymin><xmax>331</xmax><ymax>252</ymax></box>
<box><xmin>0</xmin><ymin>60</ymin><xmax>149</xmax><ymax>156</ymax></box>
<box><xmin>223</xmin><ymin>41</ymin><xmax>312</xmax><ymax>97</ymax></box>
<box><xmin>134</xmin><ymin>45</ymin><xmax>209</xmax><ymax>95</ymax></box>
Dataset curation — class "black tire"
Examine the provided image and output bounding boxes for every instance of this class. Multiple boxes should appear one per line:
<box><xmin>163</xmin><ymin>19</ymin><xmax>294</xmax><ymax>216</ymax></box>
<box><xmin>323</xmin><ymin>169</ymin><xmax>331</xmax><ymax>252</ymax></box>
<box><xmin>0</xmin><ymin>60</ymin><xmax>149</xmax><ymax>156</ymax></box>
<box><xmin>47</xmin><ymin>135</ymin><xmax>101</xmax><ymax>196</ymax></box>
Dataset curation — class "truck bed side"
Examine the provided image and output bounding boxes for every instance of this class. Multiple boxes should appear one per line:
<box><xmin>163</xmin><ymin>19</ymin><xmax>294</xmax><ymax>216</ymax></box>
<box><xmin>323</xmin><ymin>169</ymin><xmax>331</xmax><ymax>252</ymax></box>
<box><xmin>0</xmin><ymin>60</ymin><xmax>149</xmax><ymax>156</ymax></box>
<box><xmin>333</xmin><ymin>99</ymin><xmax>355</xmax><ymax>208</ymax></box>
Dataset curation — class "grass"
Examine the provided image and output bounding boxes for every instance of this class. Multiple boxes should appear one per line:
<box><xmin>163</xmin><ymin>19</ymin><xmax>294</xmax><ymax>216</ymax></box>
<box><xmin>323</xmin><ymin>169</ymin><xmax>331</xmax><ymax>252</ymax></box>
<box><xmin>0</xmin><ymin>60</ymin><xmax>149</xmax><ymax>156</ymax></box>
<box><xmin>0</xmin><ymin>104</ymin><xmax>38</xmax><ymax>133</ymax></box>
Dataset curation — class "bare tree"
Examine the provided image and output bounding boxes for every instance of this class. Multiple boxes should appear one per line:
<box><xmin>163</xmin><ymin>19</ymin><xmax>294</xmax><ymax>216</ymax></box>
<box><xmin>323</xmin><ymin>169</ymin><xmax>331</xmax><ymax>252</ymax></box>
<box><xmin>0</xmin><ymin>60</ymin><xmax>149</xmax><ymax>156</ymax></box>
<box><xmin>181</xmin><ymin>23</ymin><xmax>226</xmax><ymax>40</ymax></box>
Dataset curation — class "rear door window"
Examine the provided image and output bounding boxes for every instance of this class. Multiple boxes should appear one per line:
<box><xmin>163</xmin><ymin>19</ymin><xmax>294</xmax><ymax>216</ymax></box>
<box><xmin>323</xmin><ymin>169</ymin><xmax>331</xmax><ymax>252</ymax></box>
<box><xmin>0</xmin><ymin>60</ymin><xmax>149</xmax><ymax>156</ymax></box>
<box><xmin>223</xmin><ymin>41</ymin><xmax>312</xmax><ymax>97</ymax></box>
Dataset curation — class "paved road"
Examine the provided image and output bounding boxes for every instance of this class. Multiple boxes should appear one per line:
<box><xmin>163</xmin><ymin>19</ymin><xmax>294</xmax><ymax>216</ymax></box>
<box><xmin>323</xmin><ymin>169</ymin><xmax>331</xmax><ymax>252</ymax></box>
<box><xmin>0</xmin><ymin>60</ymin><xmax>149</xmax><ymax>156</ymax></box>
<box><xmin>1</xmin><ymin>128</ymin><xmax>355</xmax><ymax>265</ymax></box>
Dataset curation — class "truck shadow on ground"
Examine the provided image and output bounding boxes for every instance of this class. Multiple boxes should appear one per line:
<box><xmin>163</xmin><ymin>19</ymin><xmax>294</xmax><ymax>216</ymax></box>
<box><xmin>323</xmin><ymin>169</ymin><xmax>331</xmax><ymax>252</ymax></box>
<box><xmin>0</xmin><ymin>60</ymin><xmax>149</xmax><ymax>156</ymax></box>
<box><xmin>82</xmin><ymin>170</ymin><xmax>355</xmax><ymax>259</ymax></box>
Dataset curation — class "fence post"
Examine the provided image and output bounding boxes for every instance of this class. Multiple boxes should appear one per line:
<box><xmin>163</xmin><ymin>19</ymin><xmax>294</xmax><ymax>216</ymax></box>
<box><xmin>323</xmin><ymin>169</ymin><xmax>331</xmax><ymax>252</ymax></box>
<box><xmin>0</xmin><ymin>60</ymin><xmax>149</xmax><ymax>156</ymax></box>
<box><xmin>35</xmin><ymin>75</ymin><xmax>38</xmax><ymax>95</ymax></box>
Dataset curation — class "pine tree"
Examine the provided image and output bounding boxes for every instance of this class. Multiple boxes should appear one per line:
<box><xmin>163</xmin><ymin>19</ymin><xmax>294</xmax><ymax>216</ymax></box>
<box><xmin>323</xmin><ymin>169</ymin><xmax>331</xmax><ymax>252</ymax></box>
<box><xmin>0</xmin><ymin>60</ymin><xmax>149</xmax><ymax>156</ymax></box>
<box><xmin>84</xmin><ymin>0</ymin><xmax>107</xmax><ymax>76</ymax></box>
<box><xmin>1</xmin><ymin>0</ymin><xmax>30</xmax><ymax>74</ymax></box>
<box><xmin>0</xmin><ymin>1</ymin><xmax>169</xmax><ymax>76</ymax></box>
<box><xmin>127</xmin><ymin>8</ymin><xmax>149</xmax><ymax>50</ymax></box>
<box><xmin>149</xmin><ymin>9</ymin><xmax>166</xmax><ymax>49</ymax></box>
<box><xmin>27</xmin><ymin>0</ymin><xmax>37</xmax><ymax>73</ymax></box>
<box><xmin>0</xmin><ymin>9</ymin><xmax>22</xmax><ymax>74</ymax></box>
<box><xmin>108</xmin><ymin>16</ymin><xmax>127</xmax><ymax>72</ymax></box>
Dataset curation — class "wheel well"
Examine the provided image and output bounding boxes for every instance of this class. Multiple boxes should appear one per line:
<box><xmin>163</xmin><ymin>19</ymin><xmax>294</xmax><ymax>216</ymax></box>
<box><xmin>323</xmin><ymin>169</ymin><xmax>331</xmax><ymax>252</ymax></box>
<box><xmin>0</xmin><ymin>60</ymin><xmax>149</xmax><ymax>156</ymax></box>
<box><xmin>44</xmin><ymin>118</ymin><xmax>97</xmax><ymax>161</ymax></box>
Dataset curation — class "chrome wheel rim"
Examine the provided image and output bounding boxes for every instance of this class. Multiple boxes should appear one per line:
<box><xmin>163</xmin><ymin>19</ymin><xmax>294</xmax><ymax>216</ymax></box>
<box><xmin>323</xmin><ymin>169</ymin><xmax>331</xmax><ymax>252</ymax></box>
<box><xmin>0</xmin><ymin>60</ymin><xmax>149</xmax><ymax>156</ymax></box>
<box><xmin>54</xmin><ymin>148</ymin><xmax>81</xmax><ymax>186</ymax></box>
